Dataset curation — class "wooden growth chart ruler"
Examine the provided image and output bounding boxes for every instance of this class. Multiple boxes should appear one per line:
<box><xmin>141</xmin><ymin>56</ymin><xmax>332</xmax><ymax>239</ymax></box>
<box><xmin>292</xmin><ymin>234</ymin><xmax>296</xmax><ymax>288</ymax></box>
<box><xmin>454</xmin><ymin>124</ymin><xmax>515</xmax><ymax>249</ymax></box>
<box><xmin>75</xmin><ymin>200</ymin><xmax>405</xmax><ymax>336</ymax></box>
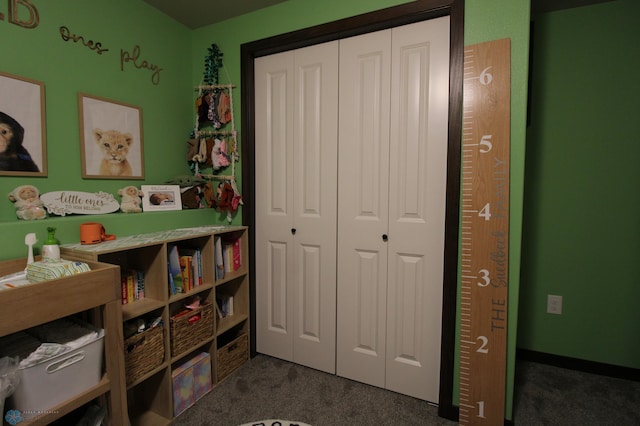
<box><xmin>459</xmin><ymin>38</ymin><xmax>511</xmax><ymax>425</ymax></box>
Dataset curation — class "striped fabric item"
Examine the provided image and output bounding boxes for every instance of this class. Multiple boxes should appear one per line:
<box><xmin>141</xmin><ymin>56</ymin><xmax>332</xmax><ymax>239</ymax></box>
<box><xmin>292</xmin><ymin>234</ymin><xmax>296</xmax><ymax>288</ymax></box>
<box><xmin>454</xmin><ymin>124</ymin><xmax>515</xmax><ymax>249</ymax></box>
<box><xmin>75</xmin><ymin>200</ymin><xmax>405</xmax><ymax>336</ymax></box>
<box><xmin>26</xmin><ymin>259</ymin><xmax>91</xmax><ymax>282</ymax></box>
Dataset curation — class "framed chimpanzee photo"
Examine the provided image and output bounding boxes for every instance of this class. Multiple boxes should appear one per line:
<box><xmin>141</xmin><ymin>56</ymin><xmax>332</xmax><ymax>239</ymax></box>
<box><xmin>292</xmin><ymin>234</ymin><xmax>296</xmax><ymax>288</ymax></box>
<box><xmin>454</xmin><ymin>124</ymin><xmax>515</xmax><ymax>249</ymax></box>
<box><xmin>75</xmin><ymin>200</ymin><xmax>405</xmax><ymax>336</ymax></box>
<box><xmin>0</xmin><ymin>71</ymin><xmax>47</xmax><ymax>176</ymax></box>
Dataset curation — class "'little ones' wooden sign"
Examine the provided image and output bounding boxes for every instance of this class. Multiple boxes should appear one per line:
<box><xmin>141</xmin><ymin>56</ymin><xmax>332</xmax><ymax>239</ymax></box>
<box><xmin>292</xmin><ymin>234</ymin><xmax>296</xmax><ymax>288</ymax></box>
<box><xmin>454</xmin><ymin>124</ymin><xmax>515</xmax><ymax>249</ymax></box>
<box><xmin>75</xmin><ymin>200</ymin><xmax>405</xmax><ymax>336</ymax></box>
<box><xmin>41</xmin><ymin>191</ymin><xmax>119</xmax><ymax>216</ymax></box>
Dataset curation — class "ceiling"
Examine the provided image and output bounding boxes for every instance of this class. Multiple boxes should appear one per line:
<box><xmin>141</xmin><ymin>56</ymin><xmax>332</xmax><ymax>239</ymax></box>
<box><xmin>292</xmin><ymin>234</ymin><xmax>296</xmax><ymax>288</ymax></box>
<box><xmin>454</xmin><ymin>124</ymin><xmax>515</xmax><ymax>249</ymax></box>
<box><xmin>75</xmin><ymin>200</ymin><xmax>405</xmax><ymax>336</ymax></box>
<box><xmin>142</xmin><ymin>0</ymin><xmax>615</xmax><ymax>29</ymax></box>
<box><xmin>531</xmin><ymin>0</ymin><xmax>615</xmax><ymax>13</ymax></box>
<box><xmin>142</xmin><ymin>0</ymin><xmax>288</xmax><ymax>29</ymax></box>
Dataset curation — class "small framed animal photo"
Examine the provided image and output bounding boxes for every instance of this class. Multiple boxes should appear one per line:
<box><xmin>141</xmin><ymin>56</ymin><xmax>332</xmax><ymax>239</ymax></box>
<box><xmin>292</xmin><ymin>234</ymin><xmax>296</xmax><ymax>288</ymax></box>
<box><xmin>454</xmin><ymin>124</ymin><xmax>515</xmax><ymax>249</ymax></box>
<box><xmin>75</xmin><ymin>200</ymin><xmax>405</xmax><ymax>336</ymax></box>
<box><xmin>0</xmin><ymin>71</ymin><xmax>47</xmax><ymax>176</ymax></box>
<box><xmin>79</xmin><ymin>93</ymin><xmax>144</xmax><ymax>179</ymax></box>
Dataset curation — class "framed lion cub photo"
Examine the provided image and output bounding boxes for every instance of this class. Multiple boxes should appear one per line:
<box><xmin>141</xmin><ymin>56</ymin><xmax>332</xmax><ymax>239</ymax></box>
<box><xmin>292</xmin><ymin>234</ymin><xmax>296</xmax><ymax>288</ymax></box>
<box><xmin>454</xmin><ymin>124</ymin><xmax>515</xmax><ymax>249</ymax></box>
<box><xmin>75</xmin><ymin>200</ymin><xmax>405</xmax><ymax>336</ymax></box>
<box><xmin>79</xmin><ymin>93</ymin><xmax>144</xmax><ymax>179</ymax></box>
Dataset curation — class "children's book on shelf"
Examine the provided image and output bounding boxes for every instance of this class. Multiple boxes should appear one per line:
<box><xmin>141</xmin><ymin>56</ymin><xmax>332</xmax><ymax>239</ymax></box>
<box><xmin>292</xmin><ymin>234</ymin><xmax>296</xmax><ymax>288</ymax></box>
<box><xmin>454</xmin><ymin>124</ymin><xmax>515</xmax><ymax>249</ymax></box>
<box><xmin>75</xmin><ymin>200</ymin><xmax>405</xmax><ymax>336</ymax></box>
<box><xmin>232</xmin><ymin>238</ymin><xmax>241</xmax><ymax>271</ymax></box>
<box><xmin>179</xmin><ymin>254</ymin><xmax>192</xmax><ymax>292</ymax></box>
<box><xmin>223</xmin><ymin>242</ymin><xmax>232</xmax><ymax>273</ymax></box>
<box><xmin>214</xmin><ymin>236</ymin><xmax>224</xmax><ymax>280</ymax></box>
<box><xmin>136</xmin><ymin>270</ymin><xmax>145</xmax><ymax>299</ymax></box>
<box><xmin>215</xmin><ymin>294</ymin><xmax>234</xmax><ymax>318</ymax></box>
<box><xmin>221</xmin><ymin>237</ymin><xmax>242</xmax><ymax>273</ymax></box>
<box><xmin>168</xmin><ymin>245</ymin><xmax>185</xmax><ymax>293</ymax></box>
<box><xmin>168</xmin><ymin>262</ymin><xmax>177</xmax><ymax>295</ymax></box>
<box><xmin>121</xmin><ymin>269</ymin><xmax>145</xmax><ymax>304</ymax></box>
<box><xmin>180</xmin><ymin>247</ymin><xmax>202</xmax><ymax>288</ymax></box>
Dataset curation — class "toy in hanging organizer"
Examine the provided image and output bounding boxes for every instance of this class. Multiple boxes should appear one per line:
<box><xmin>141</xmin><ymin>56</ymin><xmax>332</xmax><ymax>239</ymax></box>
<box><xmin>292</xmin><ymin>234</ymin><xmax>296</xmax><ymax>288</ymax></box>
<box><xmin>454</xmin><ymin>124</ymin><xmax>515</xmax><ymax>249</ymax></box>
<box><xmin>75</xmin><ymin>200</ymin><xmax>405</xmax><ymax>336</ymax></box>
<box><xmin>164</xmin><ymin>175</ymin><xmax>209</xmax><ymax>209</ymax></box>
<box><xmin>186</xmin><ymin>43</ymin><xmax>243</xmax><ymax>222</ymax></box>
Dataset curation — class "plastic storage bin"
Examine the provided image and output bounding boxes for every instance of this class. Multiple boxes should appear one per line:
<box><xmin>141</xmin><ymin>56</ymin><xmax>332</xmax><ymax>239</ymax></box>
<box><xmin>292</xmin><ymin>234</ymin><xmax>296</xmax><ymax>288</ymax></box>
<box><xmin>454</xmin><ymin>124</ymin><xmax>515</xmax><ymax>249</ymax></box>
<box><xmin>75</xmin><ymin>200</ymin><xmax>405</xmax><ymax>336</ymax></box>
<box><xmin>8</xmin><ymin>330</ymin><xmax>104</xmax><ymax>413</ymax></box>
<box><xmin>172</xmin><ymin>352</ymin><xmax>212</xmax><ymax>416</ymax></box>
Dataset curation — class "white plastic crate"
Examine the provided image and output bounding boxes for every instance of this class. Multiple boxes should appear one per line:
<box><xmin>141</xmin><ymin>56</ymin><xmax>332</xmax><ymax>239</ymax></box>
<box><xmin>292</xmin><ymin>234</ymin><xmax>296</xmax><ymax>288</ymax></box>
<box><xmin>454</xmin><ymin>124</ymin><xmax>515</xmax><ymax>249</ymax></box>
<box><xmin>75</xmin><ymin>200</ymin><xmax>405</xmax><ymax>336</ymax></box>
<box><xmin>7</xmin><ymin>329</ymin><xmax>104</xmax><ymax>414</ymax></box>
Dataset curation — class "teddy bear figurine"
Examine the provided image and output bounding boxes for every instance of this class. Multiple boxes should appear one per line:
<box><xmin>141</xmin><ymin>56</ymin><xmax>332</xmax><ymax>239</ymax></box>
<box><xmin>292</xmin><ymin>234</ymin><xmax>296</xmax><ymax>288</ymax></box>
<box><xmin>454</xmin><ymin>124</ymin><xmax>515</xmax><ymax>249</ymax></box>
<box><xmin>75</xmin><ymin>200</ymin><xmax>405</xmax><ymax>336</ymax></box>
<box><xmin>8</xmin><ymin>185</ymin><xmax>47</xmax><ymax>220</ymax></box>
<box><xmin>117</xmin><ymin>185</ymin><xmax>143</xmax><ymax>213</ymax></box>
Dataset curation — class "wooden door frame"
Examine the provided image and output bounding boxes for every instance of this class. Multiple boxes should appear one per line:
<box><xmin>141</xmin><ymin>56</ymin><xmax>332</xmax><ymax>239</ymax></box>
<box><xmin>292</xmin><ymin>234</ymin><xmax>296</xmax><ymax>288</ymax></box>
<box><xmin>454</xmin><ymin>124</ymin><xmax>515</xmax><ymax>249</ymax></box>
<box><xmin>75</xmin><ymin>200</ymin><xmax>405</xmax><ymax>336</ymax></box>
<box><xmin>241</xmin><ymin>0</ymin><xmax>463</xmax><ymax>419</ymax></box>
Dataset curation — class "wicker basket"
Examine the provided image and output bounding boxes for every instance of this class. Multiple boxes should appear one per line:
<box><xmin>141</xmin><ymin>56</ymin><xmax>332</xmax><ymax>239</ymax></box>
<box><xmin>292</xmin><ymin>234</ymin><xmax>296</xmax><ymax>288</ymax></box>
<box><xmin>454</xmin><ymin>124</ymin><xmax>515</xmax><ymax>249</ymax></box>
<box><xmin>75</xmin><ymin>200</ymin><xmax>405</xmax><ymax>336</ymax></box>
<box><xmin>125</xmin><ymin>325</ymin><xmax>164</xmax><ymax>386</ymax></box>
<box><xmin>170</xmin><ymin>303</ymin><xmax>214</xmax><ymax>356</ymax></box>
<box><xmin>216</xmin><ymin>333</ymin><xmax>249</xmax><ymax>381</ymax></box>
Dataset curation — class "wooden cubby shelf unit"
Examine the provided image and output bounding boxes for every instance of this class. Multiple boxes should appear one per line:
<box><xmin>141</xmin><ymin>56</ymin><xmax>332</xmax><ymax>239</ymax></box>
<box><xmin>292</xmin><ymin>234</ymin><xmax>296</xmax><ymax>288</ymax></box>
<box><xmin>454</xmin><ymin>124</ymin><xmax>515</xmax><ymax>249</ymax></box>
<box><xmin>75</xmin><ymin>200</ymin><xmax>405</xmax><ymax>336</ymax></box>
<box><xmin>60</xmin><ymin>225</ymin><xmax>250</xmax><ymax>426</ymax></box>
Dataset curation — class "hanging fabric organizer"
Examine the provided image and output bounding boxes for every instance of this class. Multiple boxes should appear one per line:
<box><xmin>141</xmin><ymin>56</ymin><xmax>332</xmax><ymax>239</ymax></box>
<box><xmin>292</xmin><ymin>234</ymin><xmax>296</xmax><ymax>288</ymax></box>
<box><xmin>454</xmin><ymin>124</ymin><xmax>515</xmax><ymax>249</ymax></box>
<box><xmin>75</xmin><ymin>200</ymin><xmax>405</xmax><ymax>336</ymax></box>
<box><xmin>192</xmin><ymin>83</ymin><xmax>238</xmax><ymax>180</ymax></box>
<box><xmin>188</xmin><ymin>44</ymin><xmax>242</xmax><ymax>222</ymax></box>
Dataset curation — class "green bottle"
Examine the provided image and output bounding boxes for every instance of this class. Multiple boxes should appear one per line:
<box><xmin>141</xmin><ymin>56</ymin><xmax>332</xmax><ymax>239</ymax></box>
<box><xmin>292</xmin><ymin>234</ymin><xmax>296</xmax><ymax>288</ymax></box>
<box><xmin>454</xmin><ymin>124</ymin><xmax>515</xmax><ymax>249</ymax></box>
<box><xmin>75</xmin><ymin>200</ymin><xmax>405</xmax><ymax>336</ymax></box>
<box><xmin>42</xmin><ymin>227</ymin><xmax>60</xmax><ymax>260</ymax></box>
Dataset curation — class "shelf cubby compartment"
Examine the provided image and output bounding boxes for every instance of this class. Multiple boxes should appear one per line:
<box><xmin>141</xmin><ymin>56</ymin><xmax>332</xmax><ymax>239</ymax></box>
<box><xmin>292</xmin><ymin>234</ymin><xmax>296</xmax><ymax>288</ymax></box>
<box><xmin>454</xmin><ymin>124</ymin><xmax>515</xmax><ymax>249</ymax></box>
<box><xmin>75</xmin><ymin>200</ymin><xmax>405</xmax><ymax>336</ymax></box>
<box><xmin>126</xmin><ymin>369</ymin><xmax>172</xmax><ymax>426</ymax></box>
<box><xmin>169</xmin><ymin>291</ymin><xmax>215</xmax><ymax>360</ymax></box>
<box><xmin>98</xmin><ymin>244</ymin><xmax>166</xmax><ymax>321</ymax></box>
<box><xmin>123</xmin><ymin>308</ymin><xmax>167</xmax><ymax>388</ymax></box>
<box><xmin>216</xmin><ymin>323</ymin><xmax>249</xmax><ymax>382</ymax></box>
<box><xmin>215</xmin><ymin>275</ymin><xmax>249</xmax><ymax>335</ymax></box>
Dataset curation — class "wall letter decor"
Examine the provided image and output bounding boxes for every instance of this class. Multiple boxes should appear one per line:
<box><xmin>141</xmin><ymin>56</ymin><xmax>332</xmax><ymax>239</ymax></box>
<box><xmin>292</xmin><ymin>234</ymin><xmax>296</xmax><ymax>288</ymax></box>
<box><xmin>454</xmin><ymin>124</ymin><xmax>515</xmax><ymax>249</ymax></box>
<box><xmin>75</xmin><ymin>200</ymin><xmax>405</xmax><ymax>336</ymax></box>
<box><xmin>120</xmin><ymin>45</ymin><xmax>163</xmax><ymax>85</ymax></box>
<box><xmin>7</xmin><ymin>0</ymin><xmax>39</xmax><ymax>29</ymax></box>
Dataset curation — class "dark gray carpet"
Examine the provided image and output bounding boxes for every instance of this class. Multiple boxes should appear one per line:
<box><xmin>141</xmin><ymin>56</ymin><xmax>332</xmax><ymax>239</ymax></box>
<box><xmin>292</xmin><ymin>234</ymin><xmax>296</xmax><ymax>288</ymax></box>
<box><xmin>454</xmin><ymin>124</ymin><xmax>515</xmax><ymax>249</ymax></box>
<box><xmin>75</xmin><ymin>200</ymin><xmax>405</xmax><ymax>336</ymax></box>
<box><xmin>172</xmin><ymin>355</ymin><xmax>454</xmax><ymax>426</ymax></box>
<box><xmin>172</xmin><ymin>355</ymin><xmax>640</xmax><ymax>426</ymax></box>
<box><xmin>513</xmin><ymin>360</ymin><xmax>640</xmax><ymax>425</ymax></box>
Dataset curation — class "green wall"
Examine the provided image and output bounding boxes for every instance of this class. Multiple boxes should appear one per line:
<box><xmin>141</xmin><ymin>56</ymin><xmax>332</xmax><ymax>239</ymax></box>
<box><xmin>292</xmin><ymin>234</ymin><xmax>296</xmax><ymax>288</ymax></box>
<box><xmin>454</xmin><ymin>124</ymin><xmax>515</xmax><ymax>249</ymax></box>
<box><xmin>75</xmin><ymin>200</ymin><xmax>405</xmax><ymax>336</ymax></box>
<box><xmin>190</xmin><ymin>0</ymin><xmax>530</xmax><ymax>420</ymax></box>
<box><xmin>0</xmin><ymin>0</ymin><xmax>233</xmax><ymax>260</ymax></box>
<box><xmin>519</xmin><ymin>0</ymin><xmax>640</xmax><ymax>368</ymax></box>
<box><xmin>0</xmin><ymin>0</ymin><xmax>532</xmax><ymax>421</ymax></box>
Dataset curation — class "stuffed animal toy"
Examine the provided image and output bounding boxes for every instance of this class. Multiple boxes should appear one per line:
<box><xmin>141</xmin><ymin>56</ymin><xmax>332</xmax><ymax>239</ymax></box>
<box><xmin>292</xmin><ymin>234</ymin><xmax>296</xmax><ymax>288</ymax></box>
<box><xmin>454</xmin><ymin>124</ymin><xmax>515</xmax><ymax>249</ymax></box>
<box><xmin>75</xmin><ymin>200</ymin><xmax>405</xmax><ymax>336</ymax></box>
<box><xmin>117</xmin><ymin>185</ymin><xmax>143</xmax><ymax>213</ymax></box>
<box><xmin>202</xmin><ymin>182</ymin><xmax>216</xmax><ymax>208</ymax></box>
<box><xmin>8</xmin><ymin>185</ymin><xmax>47</xmax><ymax>220</ymax></box>
<box><xmin>215</xmin><ymin>181</ymin><xmax>236</xmax><ymax>212</ymax></box>
<box><xmin>180</xmin><ymin>186</ymin><xmax>206</xmax><ymax>209</ymax></box>
<box><xmin>214</xmin><ymin>180</ymin><xmax>243</xmax><ymax>219</ymax></box>
<box><xmin>165</xmin><ymin>175</ymin><xmax>209</xmax><ymax>209</ymax></box>
<box><xmin>187</xmin><ymin>138</ymin><xmax>208</xmax><ymax>164</ymax></box>
<box><xmin>211</xmin><ymin>138</ymin><xmax>231</xmax><ymax>170</ymax></box>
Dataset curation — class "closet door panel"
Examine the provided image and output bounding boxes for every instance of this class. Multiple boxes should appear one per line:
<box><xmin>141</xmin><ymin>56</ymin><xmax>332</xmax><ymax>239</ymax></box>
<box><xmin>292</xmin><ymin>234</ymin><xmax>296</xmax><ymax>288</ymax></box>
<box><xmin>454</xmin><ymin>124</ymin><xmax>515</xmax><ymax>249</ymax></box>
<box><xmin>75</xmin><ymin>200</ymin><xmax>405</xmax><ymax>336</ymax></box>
<box><xmin>297</xmin><ymin>243</ymin><xmax>321</xmax><ymax>341</ymax></box>
<box><xmin>386</xmin><ymin>16</ymin><xmax>450</xmax><ymax>403</ymax></box>
<box><xmin>291</xmin><ymin>41</ymin><xmax>339</xmax><ymax>374</ymax></box>
<box><xmin>336</xmin><ymin>29</ymin><xmax>391</xmax><ymax>387</ymax></box>
<box><xmin>255</xmin><ymin>52</ymin><xmax>296</xmax><ymax>361</ymax></box>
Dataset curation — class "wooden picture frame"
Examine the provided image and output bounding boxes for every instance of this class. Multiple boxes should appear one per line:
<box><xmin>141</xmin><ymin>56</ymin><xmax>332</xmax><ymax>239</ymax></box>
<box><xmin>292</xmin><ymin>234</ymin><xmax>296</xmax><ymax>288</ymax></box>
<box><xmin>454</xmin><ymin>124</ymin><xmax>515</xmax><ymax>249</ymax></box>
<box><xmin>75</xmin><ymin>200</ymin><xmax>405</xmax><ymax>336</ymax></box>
<box><xmin>0</xmin><ymin>71</ymin><xmax>47</xmax><ymax>176</ymax></box>
<box><xmin>141</xmin><ymin>185</ymin><xmax>182</xmax><ymax>211</ymax></box>
<box><xmin>79</xmin><ymin>93</ymin><xmax>144</xmax><ymax>179</ymax></box>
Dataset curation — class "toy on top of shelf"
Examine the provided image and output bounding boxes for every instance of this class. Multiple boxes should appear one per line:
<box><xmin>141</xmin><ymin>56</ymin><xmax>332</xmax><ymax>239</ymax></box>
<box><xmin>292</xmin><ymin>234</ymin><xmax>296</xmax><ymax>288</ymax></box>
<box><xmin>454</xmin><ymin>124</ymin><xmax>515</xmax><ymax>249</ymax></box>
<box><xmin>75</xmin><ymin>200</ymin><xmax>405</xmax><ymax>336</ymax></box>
<box><xmin>8</xmin><ymin>185</ymin><xmax>46</xmax><ymax>220</ymax></box>
<box><xmin>117</xmin><ymin>185</ymin><xmax>143</xmax><ymax>213</ymax></box>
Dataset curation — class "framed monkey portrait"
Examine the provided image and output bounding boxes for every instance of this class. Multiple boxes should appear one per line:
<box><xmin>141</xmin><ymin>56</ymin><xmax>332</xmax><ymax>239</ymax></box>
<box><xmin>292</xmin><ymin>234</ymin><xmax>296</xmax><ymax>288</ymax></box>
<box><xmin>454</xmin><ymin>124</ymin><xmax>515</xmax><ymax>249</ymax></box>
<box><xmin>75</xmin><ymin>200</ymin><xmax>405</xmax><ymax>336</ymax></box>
<box><xmin>0</xmin><ymin>71</ymin><xmax>47</xmax><ymax>176</ymax></box>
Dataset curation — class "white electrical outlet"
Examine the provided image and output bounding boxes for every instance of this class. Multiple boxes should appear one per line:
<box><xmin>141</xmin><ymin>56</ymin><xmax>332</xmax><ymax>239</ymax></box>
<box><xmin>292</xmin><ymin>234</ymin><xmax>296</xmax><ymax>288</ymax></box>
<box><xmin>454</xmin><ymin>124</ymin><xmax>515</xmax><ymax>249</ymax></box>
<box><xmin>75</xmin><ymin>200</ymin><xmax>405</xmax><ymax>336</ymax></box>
<box><xmin>547</xmin><ymin>294</ymin><xmax>563</xmax><ymax>315</ymax></box>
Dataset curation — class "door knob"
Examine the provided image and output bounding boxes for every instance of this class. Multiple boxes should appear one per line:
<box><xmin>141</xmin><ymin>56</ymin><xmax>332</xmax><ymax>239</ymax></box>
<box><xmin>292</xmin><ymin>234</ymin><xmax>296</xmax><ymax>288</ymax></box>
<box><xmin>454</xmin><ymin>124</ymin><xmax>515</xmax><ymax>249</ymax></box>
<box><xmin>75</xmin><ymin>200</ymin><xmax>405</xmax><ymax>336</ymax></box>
<box><xmin>291</xmin><ymin>228</ymin><xmax>297</xmax><ymax>235</ymax></box>
<box><xmin>382</xmin><ymin>234</ymin><xmax>388</xmax><ymax>241</ymax></box>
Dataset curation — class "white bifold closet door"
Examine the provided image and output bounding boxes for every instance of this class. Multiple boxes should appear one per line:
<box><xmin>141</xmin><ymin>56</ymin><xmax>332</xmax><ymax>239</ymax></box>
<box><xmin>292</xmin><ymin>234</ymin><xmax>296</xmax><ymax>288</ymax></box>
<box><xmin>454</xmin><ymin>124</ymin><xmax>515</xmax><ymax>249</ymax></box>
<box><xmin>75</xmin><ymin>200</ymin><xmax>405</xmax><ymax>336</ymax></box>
<box><xmin>254</xmin><ymin>41</ymin><xmax>339</xmax><ymax>374</ymax></box>
<box><xmin>336</xmin><ymin>17</ymin><xmax>450</xmax><ymax>403</ymax></box>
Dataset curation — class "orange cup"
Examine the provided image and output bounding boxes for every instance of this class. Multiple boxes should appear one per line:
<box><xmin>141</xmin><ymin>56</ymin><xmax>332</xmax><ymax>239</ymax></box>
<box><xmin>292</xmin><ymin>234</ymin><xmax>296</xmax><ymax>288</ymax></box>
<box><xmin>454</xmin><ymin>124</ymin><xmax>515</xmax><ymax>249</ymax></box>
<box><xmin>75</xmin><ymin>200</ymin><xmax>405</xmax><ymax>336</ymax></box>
<box><xmin>80</xmin><ymin>222</ymin><xmax>115</xmax><ymax>244</ymax></box>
